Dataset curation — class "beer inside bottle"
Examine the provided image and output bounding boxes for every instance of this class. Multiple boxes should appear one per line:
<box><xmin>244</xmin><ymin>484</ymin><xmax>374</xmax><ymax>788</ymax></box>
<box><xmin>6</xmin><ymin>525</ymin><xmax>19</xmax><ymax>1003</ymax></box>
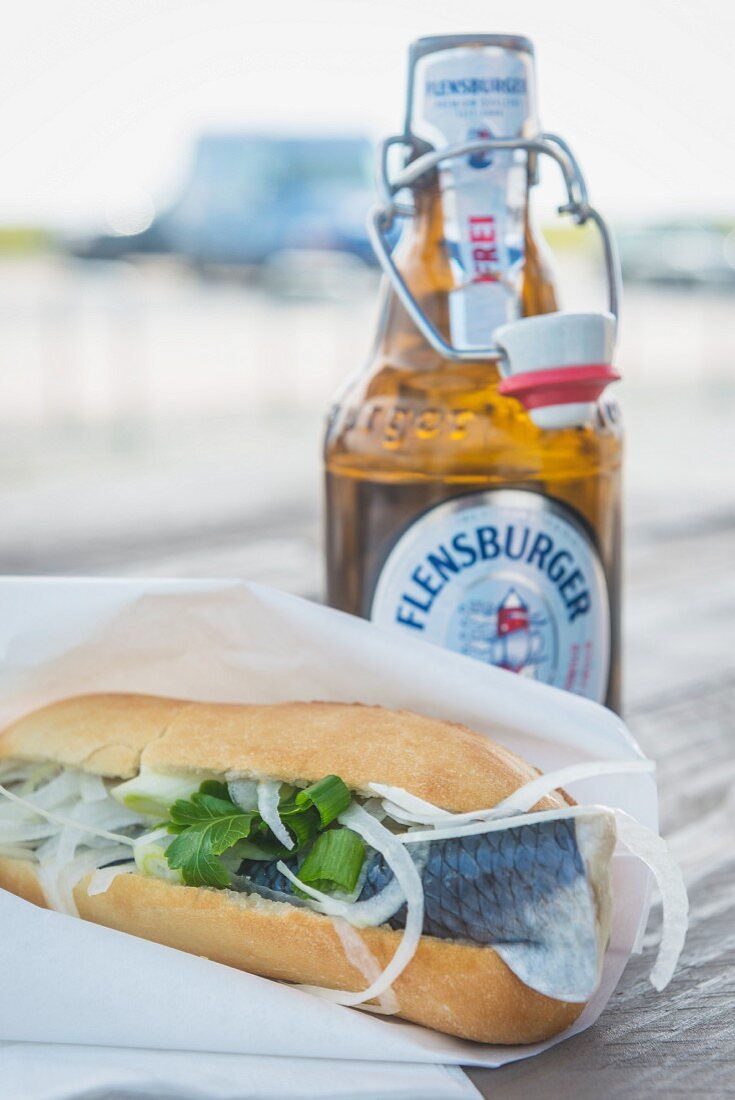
<box><xmin>324</xmin><ymin>35</ymin><xmax>622</xmax><ymax>711</ymax></box>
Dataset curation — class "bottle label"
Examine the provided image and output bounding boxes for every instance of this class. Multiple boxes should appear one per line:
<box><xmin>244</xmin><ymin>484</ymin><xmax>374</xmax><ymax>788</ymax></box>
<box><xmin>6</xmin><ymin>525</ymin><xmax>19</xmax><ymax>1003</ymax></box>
<box><xmin>410</xmin><ymin>46</ymin><xmax>536</xmax><ymax>349</ymax></box>
<box><xmin>370</xmin><ymin>490</ymin><xmax>610</xmax><ymax>702</ymax></box>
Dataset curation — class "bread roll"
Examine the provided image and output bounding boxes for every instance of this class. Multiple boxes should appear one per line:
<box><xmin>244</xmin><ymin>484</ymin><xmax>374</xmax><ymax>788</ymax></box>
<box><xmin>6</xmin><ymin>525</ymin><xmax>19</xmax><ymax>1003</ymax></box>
<box><xmin>0</xmin><ymin>694</ymin><xmax>593</xmax><ymax>1044</ymax></box>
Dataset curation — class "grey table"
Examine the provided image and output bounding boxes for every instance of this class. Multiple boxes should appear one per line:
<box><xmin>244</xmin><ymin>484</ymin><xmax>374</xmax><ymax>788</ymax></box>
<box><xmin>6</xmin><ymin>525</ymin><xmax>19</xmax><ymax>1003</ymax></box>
<box><xmin>4</xmin><ymin>476</ymin><xmax>734</xmax><ymax>1098</ymax></box>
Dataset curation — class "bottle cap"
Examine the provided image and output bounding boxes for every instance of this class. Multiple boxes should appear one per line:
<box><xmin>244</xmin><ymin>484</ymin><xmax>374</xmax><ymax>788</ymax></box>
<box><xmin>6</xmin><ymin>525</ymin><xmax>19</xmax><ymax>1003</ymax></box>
<box><xmin>495</xmin><ymin>311</ymin><xmax>620</xmax><ymax>429</ymax></box>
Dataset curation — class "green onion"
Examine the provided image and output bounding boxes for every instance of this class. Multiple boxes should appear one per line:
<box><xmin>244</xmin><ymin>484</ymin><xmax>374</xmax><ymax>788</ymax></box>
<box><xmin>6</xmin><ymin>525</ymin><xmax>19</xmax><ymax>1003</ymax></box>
<box><xmin>293</xmin><ymin>775</ymin><xmax>352</xmax><ymax>827</ymax></box>
<box><xmin>297</xmin><ymin>827</ymin><xmax>366</xmax><ymax>895</ymax></box>
<box><xmin>284</xmin><ymin>805</ymin><xmax>321</xmax><ymax>849</ymax></box>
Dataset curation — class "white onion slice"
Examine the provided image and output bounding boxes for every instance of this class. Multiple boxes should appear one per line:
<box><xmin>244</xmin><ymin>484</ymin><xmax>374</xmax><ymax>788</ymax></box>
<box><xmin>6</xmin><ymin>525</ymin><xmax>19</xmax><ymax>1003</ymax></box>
<box><xmin>367</xmin><ymin>784</ymin><xmax>455</xmax><ymax>822</ymax></box>
<box><xmin>294</xmin><ymin>802</ymin><xmax>424</xmax><ymax>1008</ymax></box>
<box><xmin>228</xmin><ymin>779</ymin><xmax>259</xmax><ymax>812</ymax></box>
<box><xmin>0</xmin><ymin>844</ymin><xmax>38</xmax><ymax>860</ymax></box>
<box><xmin>331</xmin><ymin>917</ymin><xmax>399</xmax><ymax>1015</ymax></box>
<box><xmin>257</xmin><ymin>780</ymin><xmax>294</xmax><ymax>851</ymax></box>
<box><xmin>87</xmin><ymin>863</ymin><xmax>135</xmax><ymax>897</ymax></box>
<box><xmin>615</xmin><ymin>810</ymin><xmax>688</xmax><ymax>991</ymax></box>
<box><xmin>492</xmin><ymin>759</ymin><xmax>655</xmax><ymax>817</ymax></box>
<box><xmin>398</xmin><ymin>803</ymin><xmax>606</xmax><ymax>844</ymax></box>
<box><xmin>370</xmin><ymin>759</ymin><xmax>655</xmax><ymax>828</ymax></box>
<box><xmin>0</xmin><ymin>771</ymin><xmax>78</xmax><ymax>822</ymax></box>
<box><xmin>0</xmin><ymin>822</ymin><xmax>62</xmax><ymax>843</ymax></box>
<box><xmin>0</xmin><ymin>783</ymin><xmax>137</xmax><ymax>847</ymax></box>
<box><xmin>38</xmin><ymin>844</ymin><xmax>133</xmax><ymax>916</ymax></box>
<box><xmin>79</xmin><ymin>774</ymin><xmax>109</xmax><ymax>803</ymax></box>
<box><xmin>276</xmin><ymin>860</ymin><xmax>407</xmax><ymax>929</ymax></box>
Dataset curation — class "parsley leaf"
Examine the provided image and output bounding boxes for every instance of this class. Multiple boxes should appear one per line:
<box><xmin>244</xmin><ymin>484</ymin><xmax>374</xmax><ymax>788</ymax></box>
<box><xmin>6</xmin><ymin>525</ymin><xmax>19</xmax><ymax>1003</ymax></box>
<box><xmin>166</xmin><ymin>791</ymin><xmax>256</xmax><ymax>887</ymax></box>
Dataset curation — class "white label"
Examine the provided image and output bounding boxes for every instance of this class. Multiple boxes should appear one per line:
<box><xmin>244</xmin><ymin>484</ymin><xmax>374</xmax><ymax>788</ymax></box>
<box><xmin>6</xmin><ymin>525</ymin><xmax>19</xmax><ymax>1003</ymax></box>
<box><xmin>370</xmin><ymin>491</ymin><xmax>610</xmax><ymax>702</ymax></box>
<box><xmin>411</xmin><ymin>46</ymin><xmax>537</xmax><ymax>349</ymax></box>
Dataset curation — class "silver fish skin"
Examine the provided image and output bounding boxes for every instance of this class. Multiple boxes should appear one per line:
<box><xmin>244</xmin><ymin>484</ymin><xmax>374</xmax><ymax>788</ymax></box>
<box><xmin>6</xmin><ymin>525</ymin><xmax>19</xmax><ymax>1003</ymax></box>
<box><xmin>237</xmin><ymin>810</ymin><xmax>616</xmax><ymax>1003</ymax></box>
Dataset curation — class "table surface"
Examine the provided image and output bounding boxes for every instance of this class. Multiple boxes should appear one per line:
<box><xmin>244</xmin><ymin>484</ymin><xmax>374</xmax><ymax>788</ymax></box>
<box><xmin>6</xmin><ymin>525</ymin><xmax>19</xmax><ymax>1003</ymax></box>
<box><xmin>4</xmin><ymin>446</ymin><xmax>734</xmax><ymax>1098</ymax></box>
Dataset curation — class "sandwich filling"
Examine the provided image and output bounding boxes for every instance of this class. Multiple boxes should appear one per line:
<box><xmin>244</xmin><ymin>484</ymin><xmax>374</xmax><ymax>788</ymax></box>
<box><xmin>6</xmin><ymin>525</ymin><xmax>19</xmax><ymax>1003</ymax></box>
<box><xmin>0</xmin><ymin>756</ymin><xmax>684</xmax><ymax>1009</ymax></box>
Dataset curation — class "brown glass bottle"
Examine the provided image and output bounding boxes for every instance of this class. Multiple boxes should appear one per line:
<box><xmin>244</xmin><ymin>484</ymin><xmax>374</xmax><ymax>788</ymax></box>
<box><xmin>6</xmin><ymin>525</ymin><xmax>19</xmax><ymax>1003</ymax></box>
<box><xmin>325</xmin><ymin>38</ymin><xmax>622</xmax><ymax>711</ymax></box>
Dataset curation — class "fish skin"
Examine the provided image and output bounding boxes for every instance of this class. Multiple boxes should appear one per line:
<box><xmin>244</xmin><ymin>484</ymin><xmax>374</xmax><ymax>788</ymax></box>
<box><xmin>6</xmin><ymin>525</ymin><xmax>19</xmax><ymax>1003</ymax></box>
<box><xmin>236</xmin><ymin>816</ymin><xmax>605</xmax><ymax>1002</ymax></box>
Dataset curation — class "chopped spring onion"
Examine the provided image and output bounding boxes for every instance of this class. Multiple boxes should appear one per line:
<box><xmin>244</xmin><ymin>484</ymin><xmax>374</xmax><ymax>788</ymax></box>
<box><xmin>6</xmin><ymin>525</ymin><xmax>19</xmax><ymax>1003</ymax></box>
<box><xmin>280</xmin><ymin>807</ymin><xmax>320</xmax><ymax>849</ymax></box>
<box><xmin>257</xmin><ymin>780</ymin><xmax>295</xmax><ymax>851</ymax></box>
<box><xmin>134</xmin><ymin>828</ymin><xmax>183</xmax><ymax>883</ymax></box>
<box><xmin>297</xmin><ymin>828</ymin><xmax>365</xmax><ymax>896</ymax></box>
<box><xmin>294</xmin><ymin>775</ymin><xmax>351</xmax><ymax>827</ymax></box>
<box><xmin>293</xmin><ymin>802</ymin><xmax>425</xmax><ymax>1008</ymax></box>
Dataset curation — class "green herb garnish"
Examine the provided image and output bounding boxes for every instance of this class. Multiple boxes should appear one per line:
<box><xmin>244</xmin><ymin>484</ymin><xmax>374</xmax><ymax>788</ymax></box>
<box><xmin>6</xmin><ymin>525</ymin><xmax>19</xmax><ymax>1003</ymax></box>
<box><xmin>292</xmin><ymin>775</ymin><xmax>351</xmax><ymax>827</ymax></box>
<box><xmin>297</xmin><ymin>827</ymin><xmax>366</xmax><ymax>895</ymax></box>
<box><xmin>164</xmin><ymin>775</ymin><xmax>355</xmax><ymax>889</ymax></box>
<box><xmin>166</xmin><ymin>790</ymin><xmax>256</xmax><ymax>887</ymax></box>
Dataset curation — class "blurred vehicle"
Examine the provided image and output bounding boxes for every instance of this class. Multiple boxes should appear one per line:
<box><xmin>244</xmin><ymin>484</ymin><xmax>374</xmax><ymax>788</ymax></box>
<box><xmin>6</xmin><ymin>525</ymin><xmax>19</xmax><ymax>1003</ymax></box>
<box><xmin>70</xmin><ymin>134</ymin><xmax>378</xmax><ymax>267</ymax></box>
<box><xmin>618</xmin><ymin>223</ymin><xmax>735</xmax><ymax>287</ymax></box>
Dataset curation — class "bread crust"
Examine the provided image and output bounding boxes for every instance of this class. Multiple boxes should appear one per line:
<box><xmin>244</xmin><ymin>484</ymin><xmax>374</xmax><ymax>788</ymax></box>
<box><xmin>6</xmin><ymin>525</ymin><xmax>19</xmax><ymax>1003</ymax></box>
<box><xmin>0</xmin><ymin>694</ymin><xmax>583</xmax><ymax>1043</ymax></box>
<box><xmin>0</xmin><ymin>694</ymin><xmax>188</xmax><ymax>778</ymax></box>
<box><xmin>0</xmin><ymin>857</ymin><xmax>583</xmax><ymax>1044</ymax></box>
<box><xmin>0</xmin><ymin>694</ymin><xmax>566</xmax><ymax>812</ymax></box>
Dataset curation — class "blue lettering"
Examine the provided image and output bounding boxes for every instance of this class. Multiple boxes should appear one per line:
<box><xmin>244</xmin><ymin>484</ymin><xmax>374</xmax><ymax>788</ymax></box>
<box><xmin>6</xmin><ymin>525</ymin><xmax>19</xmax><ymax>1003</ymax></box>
<box><xmin>451</xmin><ymin>531</ymin><xmax>478</xmax><ymax>567</ymax></box>
<box><xmin>504</xmin><ymin>525</ymin><xmax>530</xmax><ymax>561</ymax></box>
<box><xmin>477</xmin><ymin>526</ymin><xmax>500</xmax><ymax>560</ymax></box>
<box><xmin>427</xmin><ymin>544</ymin><xmax>460</xmax><ymax>582</ymax></box>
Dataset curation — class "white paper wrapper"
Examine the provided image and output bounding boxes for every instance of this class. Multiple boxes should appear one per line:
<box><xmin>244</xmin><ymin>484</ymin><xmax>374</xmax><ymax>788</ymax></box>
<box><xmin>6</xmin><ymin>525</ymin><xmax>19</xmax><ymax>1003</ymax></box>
<box><xmin>0</xmin><ymin>577</ymin><xmax>657</xmax><ymax>1078</ymax></box>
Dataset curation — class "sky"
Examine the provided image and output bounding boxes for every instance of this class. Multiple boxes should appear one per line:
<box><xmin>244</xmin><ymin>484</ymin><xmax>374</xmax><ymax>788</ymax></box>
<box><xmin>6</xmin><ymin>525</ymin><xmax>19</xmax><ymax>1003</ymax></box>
<box><xmin>1</xmin><ymin>0</ymin><xmax>733</xmax><ymax>230</ymax></box>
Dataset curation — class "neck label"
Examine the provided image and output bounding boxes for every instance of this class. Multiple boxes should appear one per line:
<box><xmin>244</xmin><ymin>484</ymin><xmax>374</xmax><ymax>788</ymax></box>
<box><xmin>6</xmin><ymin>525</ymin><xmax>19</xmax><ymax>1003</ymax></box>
<box><xmin>411</xmin><ymin>46</ymin><xmax>537</xmax><ymax>348</ymax></box>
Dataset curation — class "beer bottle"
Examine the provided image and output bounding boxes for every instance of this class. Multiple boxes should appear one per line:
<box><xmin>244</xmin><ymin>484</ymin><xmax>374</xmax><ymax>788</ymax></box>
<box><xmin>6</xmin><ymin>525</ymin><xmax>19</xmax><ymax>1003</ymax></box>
<box><xmin>324</xmin><ymin>34</ymin><xmax>623</xmax><ymax>711</ymax></box>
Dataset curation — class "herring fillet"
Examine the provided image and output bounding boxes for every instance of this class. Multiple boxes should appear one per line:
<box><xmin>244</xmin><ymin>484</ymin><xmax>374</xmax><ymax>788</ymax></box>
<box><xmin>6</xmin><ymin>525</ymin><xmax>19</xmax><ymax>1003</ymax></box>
<box><xmin>238</xmin><ymin>812</ymin><xmax>616</xmax><ymax>1003</ymax></box>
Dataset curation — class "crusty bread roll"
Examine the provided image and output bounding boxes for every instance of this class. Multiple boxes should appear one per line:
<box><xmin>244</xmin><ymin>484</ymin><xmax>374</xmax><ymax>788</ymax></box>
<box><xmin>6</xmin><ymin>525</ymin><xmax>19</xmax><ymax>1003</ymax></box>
<box><xmin>0</xmin><ymin>694</ymin><xmax>587</xmax><ymax>1044</ymax></box>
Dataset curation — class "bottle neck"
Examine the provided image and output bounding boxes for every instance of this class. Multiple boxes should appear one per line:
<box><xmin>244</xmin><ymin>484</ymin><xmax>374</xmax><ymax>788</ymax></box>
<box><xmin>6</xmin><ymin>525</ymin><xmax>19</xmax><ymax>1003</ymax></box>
<box><xmin>377</xmin><ymin>173</ymin><xmax>557</xmax><ymax>368</ymax></box>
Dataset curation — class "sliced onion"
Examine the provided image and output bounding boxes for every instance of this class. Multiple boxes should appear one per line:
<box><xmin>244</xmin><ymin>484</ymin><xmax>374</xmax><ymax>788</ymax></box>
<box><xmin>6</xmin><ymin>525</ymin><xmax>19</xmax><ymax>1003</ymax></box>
<box><xmin>0</xmin><ymin>783</ymin><xmax>137</xmax><ymax>847</ymax></box>
<box><xmin>367</xmin><ymin>784</ymin><xmax>455</xmax><ymax>822</ymax></box>
<box><xmin>397</xmin><ymin>802</ymin><xmax>606</xmax><ymax>844</ymax></box>
<box><xmin>615</xmin><ymin>810</ymin><xmax>688</xmax><ymax>991</ymax></box>
<box><xmin>293</xmin><ymin>802</ymin><xmax>424</xmax><ymax>1008</ymax></box>
<box><xmin>331</xmin><ymin>917</ymin><xmax>399</xmax><ymax>1015</ymax></box>
<box><xmin>38</xmin><ymin>843</ymin><xmax>133</xmax><ymax>916</ymax></box>
<box><xmin>0</xmin><ymin>762</ymin><xmax>57</xmax><ymax>786</ymax></box>
<box><xmin>276</xmin><ymin>861</ymin><xmax>407</xmax><ymax>928</ymax></box>
<box><xmin>79</xmin><ymin>774</ymin><xmax>109</xmax><ymax>803</ymax></box>
<box><xmin>228</xmin><ymin>778</ymin><xmax>259</xmax><ymax>812</ymax></box>
<box><xmin>257</xmin><ymin>780</ymin><xmax>294</xmax><ymax>851</ymax></box>
<box><xmin>0</xmin><ymin>844</ymin><xmax>39</xmax><ymax>860</ymax></box>
<box><xmin>492</xmin><ymin>759</ymin><xmax>655</xmax><ymax>817</ymax></box>
<box><xmin>0</xmin><ymin>771</ymin><xmax>78</xmax><ymax>822</ymax></box>
<box><xmin>370</xmin><ymin>759</ymin><xmax>655</xmax><ymax>828</ymax></box>
<box><xmin>0</xmin><ymin>822</ymin><xmax>63</xmax><ymax>843</ymax></box>
<box><xmin>27</xmin><ymin>771</ymin><xmax>84</xmax><ymax>810</ymax></box>
<box><xmin>87</xmin><ymin>863</ymin><xmax>135</xmax><ymax>897</ymax></box>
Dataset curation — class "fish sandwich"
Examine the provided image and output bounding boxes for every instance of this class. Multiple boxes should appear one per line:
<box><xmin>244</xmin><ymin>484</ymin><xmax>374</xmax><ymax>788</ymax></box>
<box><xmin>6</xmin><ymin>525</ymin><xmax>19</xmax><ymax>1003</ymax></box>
<box><xmin>0</xmin><ymin>694</ymin><xmax>683</xmax><ymax>1044</ymax></box>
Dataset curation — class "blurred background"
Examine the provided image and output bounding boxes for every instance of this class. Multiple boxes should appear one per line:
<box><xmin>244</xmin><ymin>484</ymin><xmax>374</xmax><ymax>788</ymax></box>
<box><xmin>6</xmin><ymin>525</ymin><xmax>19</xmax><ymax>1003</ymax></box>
<box><xmin>1</xmin><ymin>0</ymin><xmax>734</xmax><ymax>707</ymax></box>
